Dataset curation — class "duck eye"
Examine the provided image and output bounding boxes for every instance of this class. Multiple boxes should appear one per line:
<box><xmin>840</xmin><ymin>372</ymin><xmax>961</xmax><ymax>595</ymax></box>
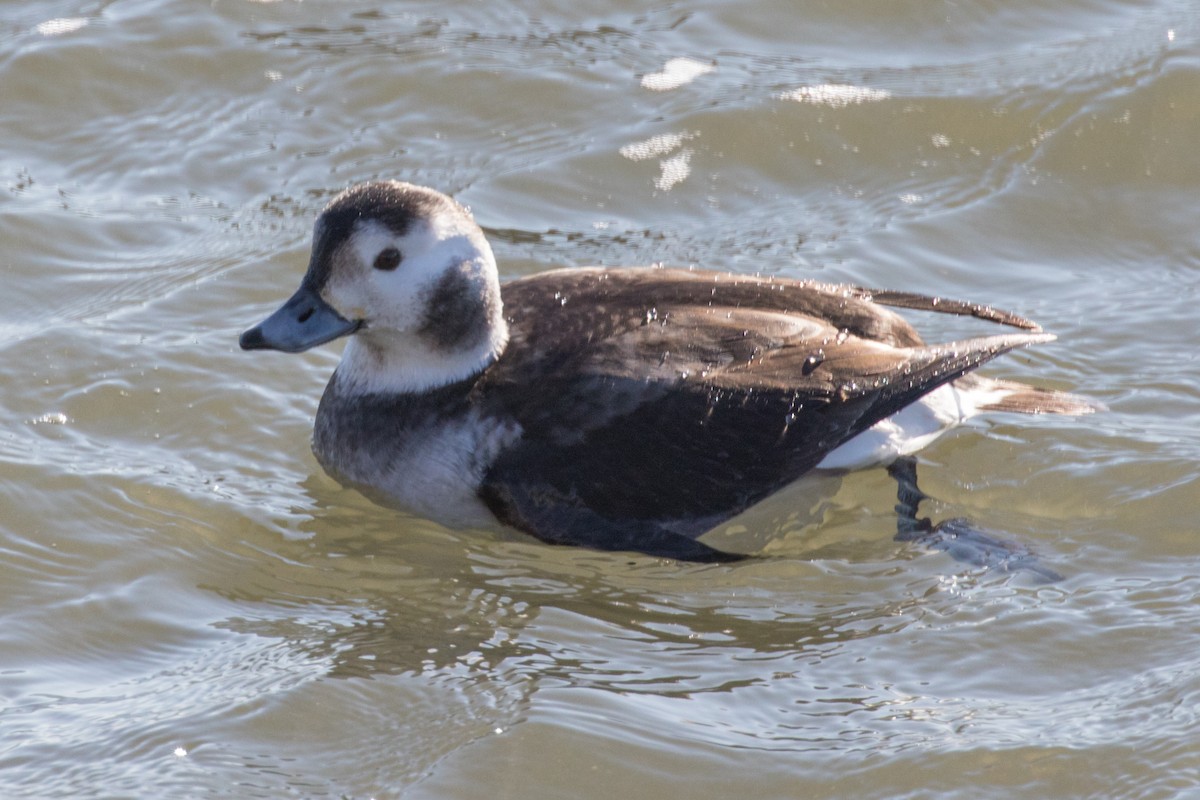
<box><xmin>373</xmin><ymin>247</ymin><xmax>402</xmax><ymax>271</ymax></box>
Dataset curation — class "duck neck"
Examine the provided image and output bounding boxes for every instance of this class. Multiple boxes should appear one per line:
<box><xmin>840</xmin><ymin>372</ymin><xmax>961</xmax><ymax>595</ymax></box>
<box><xmin>332</xmin><ymin>320</ymin><xmax>508</xmax><ymax>397</ymax></box>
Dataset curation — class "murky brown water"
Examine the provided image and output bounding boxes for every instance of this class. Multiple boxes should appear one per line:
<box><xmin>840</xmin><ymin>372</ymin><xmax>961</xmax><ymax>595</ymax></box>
<box><xmin>2</xmin><ymin>1</ymin><xmax>1199</xmax><ymax>797</ymax></box>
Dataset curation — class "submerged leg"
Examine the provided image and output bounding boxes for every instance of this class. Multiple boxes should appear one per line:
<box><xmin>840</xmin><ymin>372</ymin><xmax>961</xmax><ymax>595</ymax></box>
<box><xmin>886</xmin><ymin>456</ymin><xmax>1062</xmax><ymax>582</ymax></box>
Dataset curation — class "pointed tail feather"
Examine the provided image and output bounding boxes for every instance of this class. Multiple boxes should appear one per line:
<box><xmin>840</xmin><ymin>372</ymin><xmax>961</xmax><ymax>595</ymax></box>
<box><xmin>963</xmin><ymin>376</ymin><xmax>1103</xmax><ymax>415</ymax></box>
<box><xmin>865</xmin><ymin>331</ymin><xmax>1059</xmax><ymax>412</ymax></box>
<box><xmin>857</xmin><ymin>330</ymin><xmax>1102</xmax><ymax>426</ymax></box>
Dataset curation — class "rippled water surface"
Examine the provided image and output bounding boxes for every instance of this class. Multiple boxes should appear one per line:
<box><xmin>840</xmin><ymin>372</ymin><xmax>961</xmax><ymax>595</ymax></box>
<box><xmin>3</xmin><ymin>1</ymin><xmax>1200</xmax><ymax>797</ymax></box>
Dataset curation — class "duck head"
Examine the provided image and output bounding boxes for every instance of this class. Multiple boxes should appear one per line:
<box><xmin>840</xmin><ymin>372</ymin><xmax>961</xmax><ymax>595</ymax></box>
<box><xmin>240</xmin><ymin>181</ymin><xmax>508</xmax><ymax>393</ymax></box>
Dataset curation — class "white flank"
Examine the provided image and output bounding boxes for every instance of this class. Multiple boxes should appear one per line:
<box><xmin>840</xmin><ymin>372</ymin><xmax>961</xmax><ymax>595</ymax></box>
<box><xmin>817</xmin><ymin>381</ymin><xmax>1013</xmax><ymax>470</ymax></box>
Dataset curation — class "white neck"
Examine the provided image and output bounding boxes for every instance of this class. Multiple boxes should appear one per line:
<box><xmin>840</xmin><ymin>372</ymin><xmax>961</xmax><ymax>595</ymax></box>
<box><xmin>332</xmin><ymin>321</ymin><xmax>509</xmax><ymax>396</ymax></box>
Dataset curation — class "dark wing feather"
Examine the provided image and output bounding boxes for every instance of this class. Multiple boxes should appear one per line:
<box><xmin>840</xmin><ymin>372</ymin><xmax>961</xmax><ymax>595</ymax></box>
<box><xmin>498</xmin><ymin>266</ymin><xmax>929</xmax><ymax>349</ymax></box>
<box><xmin>848</xmin><ymin>287</ymin><xmax>1043</xmax><ymax>331</ymax></box>
<box><xmin>477</xmin><ymin>268</ymin><xmax>1053</xmax><ymax>559</ymax></box>
<box><xmin>497</xmin><ymin>267</ymin><xmax>1046</xmax><ymax>351</ymax></box>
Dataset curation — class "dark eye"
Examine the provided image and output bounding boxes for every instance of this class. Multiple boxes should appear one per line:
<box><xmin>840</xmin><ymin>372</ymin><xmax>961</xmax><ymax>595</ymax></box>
<box><xmin>373</xmin><ymin>247</ymin><xmax>402</xmax><ymax>271</ymax></box>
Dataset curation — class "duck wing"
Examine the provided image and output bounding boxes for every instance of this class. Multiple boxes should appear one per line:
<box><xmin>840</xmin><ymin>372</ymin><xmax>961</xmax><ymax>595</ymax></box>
<box><xmin>476</xmin><ymin>268</ymin><xmax>1053</xmax><ymax>560</ymax></box>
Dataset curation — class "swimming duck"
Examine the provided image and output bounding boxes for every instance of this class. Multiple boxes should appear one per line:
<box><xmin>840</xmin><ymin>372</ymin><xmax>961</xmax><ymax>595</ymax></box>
<box><xmin>240</xmin><ymin>181</ymin><xmax>1095</xmax><ymax>563</ymax></box>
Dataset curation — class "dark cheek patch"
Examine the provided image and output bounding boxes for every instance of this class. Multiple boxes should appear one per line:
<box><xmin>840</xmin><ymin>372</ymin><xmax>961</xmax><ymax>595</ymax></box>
<box><xmin>315</xmin><ymin>240</ymin><xmax>361</xmax><ymax>309</ymax></box>
<box><xmin>419</xmin><ymin>267</ymin><xmax>494</xmax><ymax>351</ymax></box>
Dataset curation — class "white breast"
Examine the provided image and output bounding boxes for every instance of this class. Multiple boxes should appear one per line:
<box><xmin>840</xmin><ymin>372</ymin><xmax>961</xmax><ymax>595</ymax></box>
<box><xmin>317</xmin><ymin>408</ymin><xmax>523</xmax><ymax>529</ymax></box>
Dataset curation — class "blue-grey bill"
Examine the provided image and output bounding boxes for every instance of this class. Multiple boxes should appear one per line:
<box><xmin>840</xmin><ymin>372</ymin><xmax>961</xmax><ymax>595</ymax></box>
<box><xmin>239</xmin><ymin>284</ymin><xmax>360</xmax><ymax>353</ymax></box>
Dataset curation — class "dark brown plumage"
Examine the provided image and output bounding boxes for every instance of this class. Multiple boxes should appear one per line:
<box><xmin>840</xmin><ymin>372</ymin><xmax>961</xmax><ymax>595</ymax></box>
<box><xmin>241</xmin><ymin>181</ymin><xmax>1097</xmax><ymax>563</ymax></box>
<box><xmin>461</xmin><ymin>267</ymin><xmax>1089</xmax><ymax>560</ymax></box>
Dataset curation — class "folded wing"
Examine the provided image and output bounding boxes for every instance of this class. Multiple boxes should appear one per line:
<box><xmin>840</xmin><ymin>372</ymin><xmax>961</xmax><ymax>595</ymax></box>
<box><xmin>476</xmin><ymin>268</ymin><xmax>1064</xmax><ymax>558</ymax></box>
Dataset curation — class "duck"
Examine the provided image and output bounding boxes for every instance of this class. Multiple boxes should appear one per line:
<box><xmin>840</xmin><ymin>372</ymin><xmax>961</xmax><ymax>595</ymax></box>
<box><xmin>240</xmin><ymin>180</ymin><xmax>1096</xmax><ymax>563</ymax></box>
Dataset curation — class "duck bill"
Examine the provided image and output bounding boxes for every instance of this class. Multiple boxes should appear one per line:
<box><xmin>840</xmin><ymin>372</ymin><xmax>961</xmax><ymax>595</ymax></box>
<box><xmin>239</xmin><ymin>283</ymin><xmax>360</xmax><ymax>353</ymax></box>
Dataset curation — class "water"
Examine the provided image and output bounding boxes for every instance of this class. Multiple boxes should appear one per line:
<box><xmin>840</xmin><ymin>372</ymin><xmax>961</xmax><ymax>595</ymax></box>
<box><xmin>2</xmin><ymin>1</ymin><xmax>1199</xmax><ymax>797</ymax></box>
